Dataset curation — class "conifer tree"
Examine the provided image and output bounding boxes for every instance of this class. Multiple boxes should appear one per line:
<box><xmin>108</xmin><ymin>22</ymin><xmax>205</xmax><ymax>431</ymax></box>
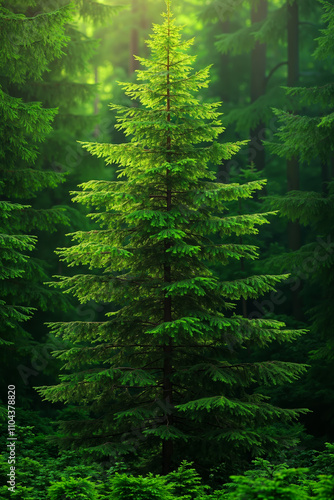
<box><xmin>25</xmin><ymin>0</ymin><xmax>123</xmax><ymax>179</ymax></box>
<box><xmin>266</xmin><ymin>0</ymin><xmax>334</xmax><ymax>438</ymax></box>
<box><xmin>0</xmin><ymin>0</ymin><xmax>122</xmax><ymax>397</ymax></box>
<box><xmin>266</xmin><ymin>0</ymin><xmax>334</xmax><ymax>341</ymax></box>
<box><xmin>38</xmin><ymin>1</ymin><xmax>308</xmax><ymax>473</ymax></box>
<box><xmin>214</xmin><ymin>0</ymin><xmax>321</xmax><ymax>321</ymax></box>
<box><xmin>214</xmin><ymin>0</ymin><xmax>318</xmax><ymax>138</ymax></box>
<box><xmin>0</xmin><ymin>0</ymin><xmax>72</xmax><ymax>348</ymax></box>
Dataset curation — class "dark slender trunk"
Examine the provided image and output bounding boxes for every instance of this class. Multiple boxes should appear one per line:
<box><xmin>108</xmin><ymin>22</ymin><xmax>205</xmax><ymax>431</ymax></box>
<box><xmin>321</xmin><ymin>160</ymin><xmax>329</xmax><ymax>195</ymax></box>
<box><xmin>240</xmin><ymin>3</ymin><xmax>267</xmax><ymax>317</ymax></box>
<box><xmin>287</xmin><ymin>1</ymin><xmax>302</xmax><ymax>319</ymax></box>
<box><xmin>129</xmin><ymin>0</ymin><xmax>140</xmax><ymax>75</ymax></box>
<box><xmin>220</xmin><ymin>20</ymin><xmax>230</xmax><ymax>103</ymax></box>
<box><xmin>249</xmin><ymin>0</ymin><xmax>267</xmax><ymax>171</ymax></box>
<box><xmin>93</xmin><ymin>66</ymin><xmax>100</xmax><ymax>138</ymax></box>
<box><xmin>218</xmin><ymin>20</ymin><xmax>230</xmax><ymax>184</ymax></box>
<box><xmin>162</xmin><ymin>7</ymin><xmax>173</xmax><ymax>474</ymax></box>
<box><xmin>162</xmin><ymin>336</ymin><xmax>173</xmax><ymax>475</ymax></box>
<box><xmin>286</xmin><ymin>155</ymin><xmax>301</xmax><ymax>253</ymax></box>
<box><xmin>141</xmin><ymin>0</ymin><xmax>149</xmax><ymax>59</ymax></box>
<box><xmin>241</xmin><ymin>258</ymin><xmax>247</xmax><ymax>318</ymax></box>
<box><xmin>238</xmin><ymin>200</ymin><xmax>247</xmax><ymax>318</ymax></box>
<box><xmin>287</xmin><ymin>1</ymin><xmax>299</xmax><ymax>87</ymax></box>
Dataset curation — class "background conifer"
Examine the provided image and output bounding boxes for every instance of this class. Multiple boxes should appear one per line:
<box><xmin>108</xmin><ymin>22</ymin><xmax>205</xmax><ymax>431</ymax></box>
<box><xmin>0</xmin><ymin>0</ymin><xmax>72</xmax><ymax>390</ymax></box>
<box><xmin>265</xmin><ymin>0</ymin><xmax>334</xmax><ymax>441</ymax></box>
<box><xmin>0</xmin><ymin>0</ymin><xmax>122</xmax><ymax>404</ymax></box>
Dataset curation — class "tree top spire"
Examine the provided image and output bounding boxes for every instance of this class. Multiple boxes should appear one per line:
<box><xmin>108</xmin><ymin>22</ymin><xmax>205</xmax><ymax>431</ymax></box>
<box><xmin>166</xmin><ymin>0</ymin><xmax>171</xmax><ymax>19</ymax></box>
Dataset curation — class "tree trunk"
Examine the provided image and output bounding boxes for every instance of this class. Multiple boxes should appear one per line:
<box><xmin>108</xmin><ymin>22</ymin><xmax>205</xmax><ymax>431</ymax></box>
<box><xmin>162</xmin><ymin>7</ymin><xmax>173</xmax><ymax>474</ymax></box>
<box><xmin>93</xmin><ymin>66</ymin><xmax>100</xmax><ymax>138</ymax></box>
<box><xmin>217</xmin><ymin>20</ymin><xmax>231</xmax><ymax>184</ymax></box>
<box><xmin>141</xmin><ymin>0</ymin><xmax>149</xmax><ymax>59</ymax></box>
<box><xmin>321</xmin><ymin>160</ymin><xmax>329</xmax><ymax>195</ymax></box>
<box><xmin>129</xmin><ymin>0</ymin><xmax>140</xmax><ymax>75</ymax></box>
<box><xmin>287</xmin><ymin>0</ymin><xmax>302</xmax><ymax>319</ymax></box>
<box><xmin>240</xmin><ymin>1</ymin><xmax>267</xmax><ymax>318</ymax></box>
<box><xmin>249</xmin><ymin>0</ymin><xmax>267</xmax><ymax>171</ymax></box>
<box><xmin>287</xmin><ymin>1</ymin><xmax>299</xmax><ymax>88</ymax></box>
<box><xmin>162</xmin><ymin>337</ymin><xmax>173</xmax><ymax>475</ymax></box>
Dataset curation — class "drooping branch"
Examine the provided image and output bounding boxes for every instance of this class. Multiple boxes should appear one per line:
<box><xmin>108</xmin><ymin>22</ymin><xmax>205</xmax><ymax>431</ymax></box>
<box><xmin>265</xmin><ymin>61</ymin><xmax>288</xmax><ymax>88</ymax></box>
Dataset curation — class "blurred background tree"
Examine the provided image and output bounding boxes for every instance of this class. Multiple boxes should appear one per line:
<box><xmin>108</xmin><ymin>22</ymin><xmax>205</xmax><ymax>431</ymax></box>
<box><xmin>0</xmin><ymin>0</ymin><xmax>122</xmax><ymax>413</ymax></box>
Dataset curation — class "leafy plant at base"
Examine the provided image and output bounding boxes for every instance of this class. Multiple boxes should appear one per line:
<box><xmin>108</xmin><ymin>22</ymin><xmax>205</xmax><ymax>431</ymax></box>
<box><xmin>107</xmin><ymin>473</ymin><xmax>175</xmax><ymax>500</ymax></box>
<box><xmin>38</xmin><ymin>0</ymin><xmax>308</xmax><ymax>473</ymax></box>
<box><xmin>166</xmin><ymin>460</ymin><xmax>209</xmax><ymax>499</ymax></box>
<box><xmin>212</xmin><ymin>445</ymin><xmax>334</xmax><ymax>499</ymax></box>
<box><xmin>47</xmin><ymin>476</ymin><xmax>98</xmax><ymax>500</ymax></box>
<box><xmin>0</xmin><ymin>420</ymin><xmax>106</xmax><ymax>500</ymax></box>
<box><xmin>220</xmin><ymin>460</ymin><xmax>311</xmax><ymax>500</ymax></box>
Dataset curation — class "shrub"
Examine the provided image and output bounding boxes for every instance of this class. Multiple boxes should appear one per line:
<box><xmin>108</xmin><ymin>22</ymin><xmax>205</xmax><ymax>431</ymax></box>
<box><xmin>47</xmin><ymin>476</ymin><xmax>99</xmax><ymax>500</ymax></box>
<box><xmin>108</xmin><ymin>473</ymin><xmax>175</xmax><ymax>500</ymax></box>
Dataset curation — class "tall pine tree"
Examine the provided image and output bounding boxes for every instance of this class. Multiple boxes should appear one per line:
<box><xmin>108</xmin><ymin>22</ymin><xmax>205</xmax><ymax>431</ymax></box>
<box><xmin>0</xmin><ymin>1</ymin><xmax>72</xmax><ymax>371</ymax></box>
<box><xmin>38</xmin><ymin>1</ymin><xmax>308</xmax><ymax>473</ymax></box>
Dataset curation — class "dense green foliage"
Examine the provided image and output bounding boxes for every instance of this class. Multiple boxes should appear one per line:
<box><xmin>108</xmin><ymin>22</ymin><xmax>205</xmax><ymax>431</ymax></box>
<box><xmin>1</xmin><ymin>0</ymin><xmax>334</xmax><ymax>497</ymax></box>
<box><xmin>37</xmin><ymin>0</ymin><xmax>308</xmax><ymax>476</ymax></box>
<box><xmin>0</xmin><ymin>0</ymin><xmax>72</xmax><ymax>401</ymax></box>
<box><xmin>264</xmin><ymin>0</ymin><xmax>334</xmax><ymax>441</ymax></box>
<box><xmin>0</xmin><ymin>421</ymin><xmax>333</xmax><ymax>499</ymax></box>
<box><xmin>216</xmin><ymin>444</ymin><xmax>334</xmax><ymax>499</ymax></box>
<box><xmin>0</xmin><ymin>0</ymin><xmax>122</xmax><ymax>405</ymax></box>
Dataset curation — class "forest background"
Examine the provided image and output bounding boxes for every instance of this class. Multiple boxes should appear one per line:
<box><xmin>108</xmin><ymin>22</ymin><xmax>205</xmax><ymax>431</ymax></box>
<box><xmin>1</xmin><ymin>0</ymin><xmax>334</xmax><ymax>498</ymax></box>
